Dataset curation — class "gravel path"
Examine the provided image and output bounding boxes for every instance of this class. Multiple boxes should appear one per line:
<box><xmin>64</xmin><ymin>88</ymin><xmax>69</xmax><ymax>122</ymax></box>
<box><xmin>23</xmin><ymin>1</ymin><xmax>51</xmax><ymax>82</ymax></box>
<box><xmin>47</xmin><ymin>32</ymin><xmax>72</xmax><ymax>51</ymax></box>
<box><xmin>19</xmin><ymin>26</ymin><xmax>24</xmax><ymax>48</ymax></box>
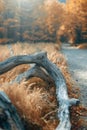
<box><xmin>62</xmin><ymin>44</ymin><xmax>87</xmax><ymax>108</ymax></box>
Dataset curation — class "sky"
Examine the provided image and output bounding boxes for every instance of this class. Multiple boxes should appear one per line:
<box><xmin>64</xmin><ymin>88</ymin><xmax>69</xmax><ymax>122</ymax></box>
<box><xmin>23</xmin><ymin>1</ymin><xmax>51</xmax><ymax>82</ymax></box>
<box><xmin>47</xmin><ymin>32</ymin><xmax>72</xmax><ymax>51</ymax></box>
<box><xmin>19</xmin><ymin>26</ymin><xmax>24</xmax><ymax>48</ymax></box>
<box><xmin>59</xmin><ymin>0</ymin><xmax>66</xmax><ymax>3</ymax></box>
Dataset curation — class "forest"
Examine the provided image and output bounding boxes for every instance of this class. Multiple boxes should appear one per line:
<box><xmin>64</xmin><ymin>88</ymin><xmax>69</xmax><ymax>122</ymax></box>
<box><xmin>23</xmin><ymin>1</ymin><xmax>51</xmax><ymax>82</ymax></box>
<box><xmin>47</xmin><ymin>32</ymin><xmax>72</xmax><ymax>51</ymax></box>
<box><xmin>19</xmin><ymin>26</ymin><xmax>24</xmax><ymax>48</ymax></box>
<box><xmin>0</xmin><ymin>0</ymin><xmax>87</xmax><ymax>45</ymax></box>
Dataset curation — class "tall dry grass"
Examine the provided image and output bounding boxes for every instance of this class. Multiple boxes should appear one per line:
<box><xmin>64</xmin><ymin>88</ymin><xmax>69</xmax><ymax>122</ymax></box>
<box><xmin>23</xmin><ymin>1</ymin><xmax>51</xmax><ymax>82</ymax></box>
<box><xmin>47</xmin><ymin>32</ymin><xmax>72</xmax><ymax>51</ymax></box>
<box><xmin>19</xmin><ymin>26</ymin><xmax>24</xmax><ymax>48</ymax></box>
<box><xmin>77</xmin><ymin>43</ymin><xmax>87</xmax><ymax>49</ymax></box>
<box><xmin>0</xmin><ymin>42</ymin><xmax>87</xmax><ymax>130</ymax></box>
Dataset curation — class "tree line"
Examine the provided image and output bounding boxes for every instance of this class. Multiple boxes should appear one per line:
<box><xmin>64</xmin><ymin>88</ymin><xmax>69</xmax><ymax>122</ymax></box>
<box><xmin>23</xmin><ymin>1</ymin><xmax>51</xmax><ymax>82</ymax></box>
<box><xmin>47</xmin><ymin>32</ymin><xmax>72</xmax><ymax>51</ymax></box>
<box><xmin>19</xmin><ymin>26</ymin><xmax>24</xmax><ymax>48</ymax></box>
<box><xmin>0</xmin><ymin>0</ymin><xmax>87</xmax><ymax>45</ymax></box>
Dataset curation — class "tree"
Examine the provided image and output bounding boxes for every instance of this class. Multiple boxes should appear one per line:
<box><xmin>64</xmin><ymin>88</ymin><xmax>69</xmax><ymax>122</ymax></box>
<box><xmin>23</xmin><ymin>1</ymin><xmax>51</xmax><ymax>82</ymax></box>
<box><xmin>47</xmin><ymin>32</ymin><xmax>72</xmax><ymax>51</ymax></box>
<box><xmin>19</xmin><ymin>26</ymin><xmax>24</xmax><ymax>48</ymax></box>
<box><xmin>0</xmin><ymin>0</ymin><xmax>5</xmax><ymax>12</ymax></box>
<box><xmin>65</xmin><ymin>0</ymin><xmax>87</xmax><ymax>44</ymax></box>
<box><xmin>45</xmin><ymin>0</ymin><xmax>64</xmax><ymax>37</ymax></box>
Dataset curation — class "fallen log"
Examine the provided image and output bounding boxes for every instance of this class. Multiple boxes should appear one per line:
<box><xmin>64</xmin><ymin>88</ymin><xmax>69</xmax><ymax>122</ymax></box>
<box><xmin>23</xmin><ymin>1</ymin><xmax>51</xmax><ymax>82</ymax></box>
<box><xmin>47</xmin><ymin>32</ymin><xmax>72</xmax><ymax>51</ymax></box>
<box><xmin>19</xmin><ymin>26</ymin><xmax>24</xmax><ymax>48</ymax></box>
<box><xmin>12</xmin><ymin>65</ymin><xmax>54</xmax><ymax>85</ymax></box>
<box><xmin>0</xmin><ymin>51</ymin><xmax>80</xmax><ymax>130</ymax></box>
<box><xmin>0</xmin><ymin>91</ymin><xmax>24</xmax><ymax>130</ymax></box>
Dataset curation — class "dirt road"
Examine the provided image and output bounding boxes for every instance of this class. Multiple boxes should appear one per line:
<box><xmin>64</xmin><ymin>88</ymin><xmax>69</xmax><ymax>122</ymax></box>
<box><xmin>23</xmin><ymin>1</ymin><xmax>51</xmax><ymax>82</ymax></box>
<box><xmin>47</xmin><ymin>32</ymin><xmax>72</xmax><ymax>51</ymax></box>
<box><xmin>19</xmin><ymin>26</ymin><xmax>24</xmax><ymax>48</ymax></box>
<box><xmin>62</xmin><ymin>44</ymin><xmax>87</xmax><ymax>108</ymax></box>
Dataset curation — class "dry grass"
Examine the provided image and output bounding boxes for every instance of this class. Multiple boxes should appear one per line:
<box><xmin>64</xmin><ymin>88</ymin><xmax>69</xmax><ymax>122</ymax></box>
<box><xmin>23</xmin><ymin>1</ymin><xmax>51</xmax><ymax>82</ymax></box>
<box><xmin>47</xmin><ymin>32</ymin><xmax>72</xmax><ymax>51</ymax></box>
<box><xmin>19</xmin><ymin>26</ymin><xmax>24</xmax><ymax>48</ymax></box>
<box><xmin>77</xmin><ymin>43</ymin><xmax>87</xmax><ymax>49</ymax></box>
<box><xmin>0</xmin><ymin>42</ymin><xmax>87</xmax><ymax>130</ymax></box>
<box><xmin>0</xmin><ymin>79</ymin><xmax>58</xmax><ymax>130</ymax></box>
<box><xmin>10</xmin><ymin>42</ymin><xmax>61</xmax><ymax>55</ymax></box>
<box><xmin>0</xmin><ymin>38</ymin><xmax>13</xmax><ymax>44</ymax></box>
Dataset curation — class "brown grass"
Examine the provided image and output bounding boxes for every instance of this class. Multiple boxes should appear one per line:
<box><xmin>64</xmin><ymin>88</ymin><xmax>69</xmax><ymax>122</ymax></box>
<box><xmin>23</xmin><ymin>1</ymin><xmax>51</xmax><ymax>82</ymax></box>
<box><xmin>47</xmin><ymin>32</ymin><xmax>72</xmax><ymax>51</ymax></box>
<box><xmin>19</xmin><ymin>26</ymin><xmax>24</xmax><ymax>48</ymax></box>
<box><xmin>77</xmin><ymin>43</ymin><xmax>87</xmax><ymax>49</ymax></box>
<box><xmin>0</xmin><ymin>38</ymin><xmax>13</xmax><ymax>44</ymax></box>
<box><xmin>0</xmin><ymin>42</ymin><xmax>87</xmax><ymax>130</ymax></box>
<box><xmin>0</xmin><ymin>79</ymin><xmax>58</xmax><ymax>130</ymax></box>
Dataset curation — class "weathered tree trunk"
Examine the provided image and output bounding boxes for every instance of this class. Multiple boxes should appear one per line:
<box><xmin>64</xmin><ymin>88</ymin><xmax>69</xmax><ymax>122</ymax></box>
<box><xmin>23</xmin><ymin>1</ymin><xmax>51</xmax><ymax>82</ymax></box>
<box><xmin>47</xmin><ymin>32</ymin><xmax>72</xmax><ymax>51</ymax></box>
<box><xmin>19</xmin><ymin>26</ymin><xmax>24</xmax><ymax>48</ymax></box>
<box><xmin>0</xmin><ymin>51</ymin><xmax>79</xmax><ymax>130</ymax></box>
<box><xmin>12</xmin><ymin>65</ymin><xmax>54</xmax><ymax>85</ymax></box>
<box><xmin>0</xmin><ymin>91</ymin><xmax>24</xmax><ymax>130</ymax></box>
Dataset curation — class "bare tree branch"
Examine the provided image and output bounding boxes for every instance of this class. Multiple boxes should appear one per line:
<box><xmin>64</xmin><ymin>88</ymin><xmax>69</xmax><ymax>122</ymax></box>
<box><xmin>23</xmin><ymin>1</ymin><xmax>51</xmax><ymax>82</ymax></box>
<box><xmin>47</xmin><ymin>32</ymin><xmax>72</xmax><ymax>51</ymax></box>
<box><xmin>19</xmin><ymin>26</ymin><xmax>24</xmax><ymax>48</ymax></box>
<box><xmin>12</xmin><ymin>65</ymin><xmax>54</xmax><ymax>85</ymax></box>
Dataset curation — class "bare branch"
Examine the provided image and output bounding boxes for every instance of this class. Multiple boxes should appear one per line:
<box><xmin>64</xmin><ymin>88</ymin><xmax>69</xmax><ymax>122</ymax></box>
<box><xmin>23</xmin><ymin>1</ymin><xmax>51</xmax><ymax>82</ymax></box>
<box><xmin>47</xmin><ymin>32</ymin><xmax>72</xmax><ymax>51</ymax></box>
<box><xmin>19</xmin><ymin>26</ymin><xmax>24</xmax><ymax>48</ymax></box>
<box><xmin>12</xmin><ymin>65</ymin><xmax>54</xmax><ymax>85</ymax></box>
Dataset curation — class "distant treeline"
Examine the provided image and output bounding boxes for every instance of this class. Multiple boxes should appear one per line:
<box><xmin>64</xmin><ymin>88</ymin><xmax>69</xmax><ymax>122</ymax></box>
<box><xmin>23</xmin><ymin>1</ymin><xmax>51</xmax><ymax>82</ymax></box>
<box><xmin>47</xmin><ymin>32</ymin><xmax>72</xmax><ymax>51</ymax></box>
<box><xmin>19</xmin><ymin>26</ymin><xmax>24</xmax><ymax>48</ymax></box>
<box><xmin>0</xmin><ymin>0</ymin><xmax>87</xmax><ymax>45</ymax></box>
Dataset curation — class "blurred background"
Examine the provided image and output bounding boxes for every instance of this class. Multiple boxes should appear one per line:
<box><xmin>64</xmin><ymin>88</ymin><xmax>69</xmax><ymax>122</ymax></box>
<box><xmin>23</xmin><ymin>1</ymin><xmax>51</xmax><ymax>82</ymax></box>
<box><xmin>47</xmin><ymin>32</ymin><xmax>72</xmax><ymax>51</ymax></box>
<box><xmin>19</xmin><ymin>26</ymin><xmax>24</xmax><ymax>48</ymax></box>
<box><xmin>0</xmin><ymin>0</ymin><xmax>87</xmax><ymax>45</ymax></box>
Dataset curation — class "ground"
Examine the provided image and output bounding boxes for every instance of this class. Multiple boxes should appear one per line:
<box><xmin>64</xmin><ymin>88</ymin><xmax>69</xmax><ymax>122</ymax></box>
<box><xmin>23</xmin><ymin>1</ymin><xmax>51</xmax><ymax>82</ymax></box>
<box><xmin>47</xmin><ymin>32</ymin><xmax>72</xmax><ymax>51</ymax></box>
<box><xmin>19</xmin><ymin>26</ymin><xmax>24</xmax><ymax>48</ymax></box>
<box><xmin>62</xmin><ymin>43</ymin><xmax>87</xmax><ymax>123</ymax></box>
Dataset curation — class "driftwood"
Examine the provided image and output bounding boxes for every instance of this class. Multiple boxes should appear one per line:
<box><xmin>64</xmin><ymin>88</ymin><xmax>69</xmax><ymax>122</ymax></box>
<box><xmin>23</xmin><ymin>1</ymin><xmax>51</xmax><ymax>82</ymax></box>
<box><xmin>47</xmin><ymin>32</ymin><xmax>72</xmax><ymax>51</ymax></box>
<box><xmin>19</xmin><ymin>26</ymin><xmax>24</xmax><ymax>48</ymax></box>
<box><xmin>12</xmin><ymin>65</ymin><xmax>54</xmax><ymax>85</ymax></box>
<box><xmin>0</xmin><ymin>91</ymin><xmax>24</xmax><ymax>130</ymax></box>
<box><xmin>0</xmin><ymin>51</ymin><xmax>80</xmax><ymax>130</ymax></box>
